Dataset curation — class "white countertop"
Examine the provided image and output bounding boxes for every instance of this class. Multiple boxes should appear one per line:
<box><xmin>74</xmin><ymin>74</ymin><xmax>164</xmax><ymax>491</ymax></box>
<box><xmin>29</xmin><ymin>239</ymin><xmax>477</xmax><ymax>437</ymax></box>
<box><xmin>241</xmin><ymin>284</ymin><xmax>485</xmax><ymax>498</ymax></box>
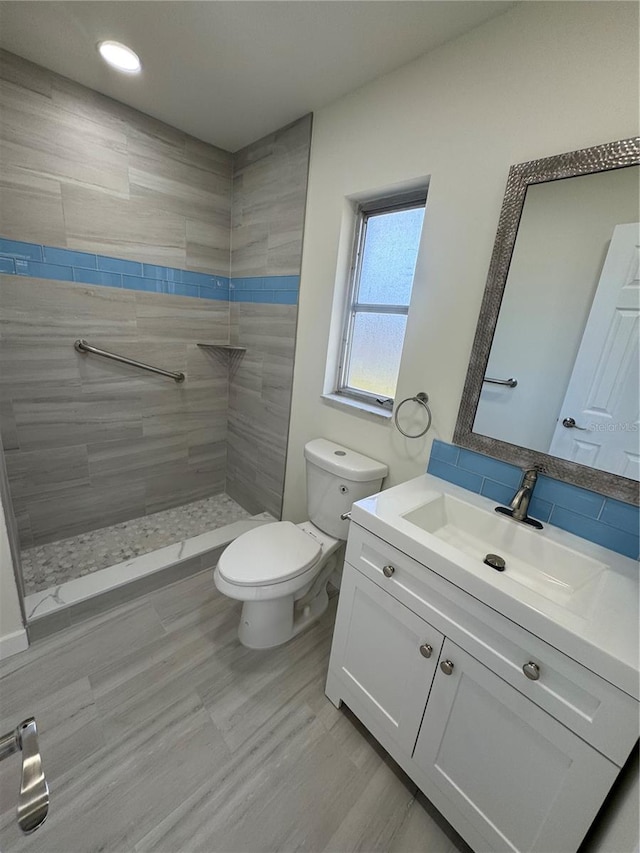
<box><xmin>351</xmin><ymin>474</ymin><xmax>640</xmax><ymax>700</ymax></box>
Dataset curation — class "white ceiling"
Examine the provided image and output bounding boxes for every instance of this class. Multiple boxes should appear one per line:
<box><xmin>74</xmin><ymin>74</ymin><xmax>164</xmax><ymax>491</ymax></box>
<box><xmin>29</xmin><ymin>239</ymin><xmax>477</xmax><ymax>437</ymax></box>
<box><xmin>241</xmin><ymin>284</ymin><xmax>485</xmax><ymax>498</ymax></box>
<box><xmin>0</xmin><ymin>1</ymin><xmax>514</xmax><ymax>152</ymax></box>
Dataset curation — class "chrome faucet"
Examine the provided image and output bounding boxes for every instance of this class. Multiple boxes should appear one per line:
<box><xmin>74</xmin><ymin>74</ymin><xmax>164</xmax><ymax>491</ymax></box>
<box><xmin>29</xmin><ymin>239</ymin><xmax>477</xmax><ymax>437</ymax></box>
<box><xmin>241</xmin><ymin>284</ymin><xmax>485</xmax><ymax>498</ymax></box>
<box><xmin>0</xmin><ymin>717</ymin><xmax>49</xmax><ymax>834</ymax></box>
<box><xmin>495</xmin><ymin>468</ymin><xmax>544</xmax><ymax>529</ymax></box>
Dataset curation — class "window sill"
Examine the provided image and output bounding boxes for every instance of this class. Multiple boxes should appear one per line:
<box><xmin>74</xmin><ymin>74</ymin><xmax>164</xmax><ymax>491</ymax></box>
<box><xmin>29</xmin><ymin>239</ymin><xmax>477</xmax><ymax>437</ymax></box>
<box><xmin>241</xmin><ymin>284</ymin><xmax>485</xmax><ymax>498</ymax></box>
<box><xmin>321</xmin><ymin>393</ymin><xmax>393</xmax><ymax>423</ymax></box>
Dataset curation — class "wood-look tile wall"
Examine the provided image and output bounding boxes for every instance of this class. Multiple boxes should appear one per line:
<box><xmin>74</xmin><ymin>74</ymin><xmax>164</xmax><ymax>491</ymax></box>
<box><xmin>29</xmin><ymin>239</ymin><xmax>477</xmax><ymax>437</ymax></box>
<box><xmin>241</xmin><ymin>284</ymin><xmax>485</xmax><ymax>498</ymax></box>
<box><xmin>231</xmin><ymin>115</ymin><xmax>312</xmax><ymax>278</ymax></box>
<box><xmin>1</xmin><ymin>276</ymin><xmax>230</xmax><ymax>546</ymax></box>
<box><xmin>0</xmin><ymin>50</ymin><xmax>232</xmax><ymax>273</ymax></box>
<box><xmin>228</xmin><ymin>117</ymin><xmax>311</xmax><ymax>517</ymax></box>
<box><xmin>0</xmin><ymin>50</ymin><xmax>311</xmax><ymax>539</ymax></box>
<box><xmin>0</xmin><ymin>50</ymin><xmax>233</xmax><ymax>547</ymax></box>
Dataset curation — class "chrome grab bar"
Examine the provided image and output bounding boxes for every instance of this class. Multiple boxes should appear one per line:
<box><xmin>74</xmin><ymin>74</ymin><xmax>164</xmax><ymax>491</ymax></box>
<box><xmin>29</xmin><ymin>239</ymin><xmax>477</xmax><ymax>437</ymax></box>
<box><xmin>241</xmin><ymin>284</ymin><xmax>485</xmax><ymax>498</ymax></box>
<box><xmin>483</xmin><ymin>376</ymin><xmax>518</xmax><ymax>388</ymax></box>
<box><xmin>0</xmin><ymin>717</ymin><xmax>49</xmax><ymax>834</ymax></box>
<box><xmin>74</xmin><ymin>339</ymin><xmax>185</xmax><ymax>383</ymax></box>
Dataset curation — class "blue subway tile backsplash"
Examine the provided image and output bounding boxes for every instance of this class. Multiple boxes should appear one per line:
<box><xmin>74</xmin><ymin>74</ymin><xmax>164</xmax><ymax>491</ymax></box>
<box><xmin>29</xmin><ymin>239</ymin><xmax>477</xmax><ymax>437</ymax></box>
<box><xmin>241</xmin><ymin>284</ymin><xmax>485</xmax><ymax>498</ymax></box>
<box><xmin>458</xmin><ymin>448</ymin><xmax>522</xmax><ymax>489</ymax></box>
<box><xmin>428</xmin><ymin>458</ymin><xmax>483</xmax><ymax>493</ymax></box>
<box><xmin>0</xmin><ymin>237</ymin><xmax>299</xmax><ymax>304</ymax></box>
<box><xmin>534</xmin><ymin>477</ymin><xmax>605</xmax><ymax>519</ymax></box>
<box><xmin>599</xmin><ymin>499</ymin><xmax>640</xmax><ymax>535</ymax></box>
<box><xmin>427</xmin><ymin>440</ymin><xmax>639</xmax><ymax>559</ymax></box>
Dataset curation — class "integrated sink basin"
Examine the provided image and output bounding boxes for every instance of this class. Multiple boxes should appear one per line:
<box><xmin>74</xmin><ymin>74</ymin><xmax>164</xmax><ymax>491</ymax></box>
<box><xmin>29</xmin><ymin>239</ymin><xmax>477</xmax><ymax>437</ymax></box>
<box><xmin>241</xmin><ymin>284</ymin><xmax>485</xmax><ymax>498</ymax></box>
<box><xmin>402</xmin><ymin>493</ymin><xmax>609</xmax><ymax>613</ymax></box>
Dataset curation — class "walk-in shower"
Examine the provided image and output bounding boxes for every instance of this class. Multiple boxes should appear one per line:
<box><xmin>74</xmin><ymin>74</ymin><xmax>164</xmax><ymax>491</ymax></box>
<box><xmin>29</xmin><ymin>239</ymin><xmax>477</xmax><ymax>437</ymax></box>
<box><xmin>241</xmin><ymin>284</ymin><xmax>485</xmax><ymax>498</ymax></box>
<box><xmin>0</xmin><ymin>50</ymin><xmax>311</xmax><ymax>638</ymax></box>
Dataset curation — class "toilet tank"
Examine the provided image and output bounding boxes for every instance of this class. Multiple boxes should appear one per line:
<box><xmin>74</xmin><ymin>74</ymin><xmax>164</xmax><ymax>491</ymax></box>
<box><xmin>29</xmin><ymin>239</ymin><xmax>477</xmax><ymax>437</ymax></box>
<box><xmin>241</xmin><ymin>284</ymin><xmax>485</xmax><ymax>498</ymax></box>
<box><xmin>304</xmin><ymin>439</ymin><xmax>388</xmax><ymax>539</ymax></box>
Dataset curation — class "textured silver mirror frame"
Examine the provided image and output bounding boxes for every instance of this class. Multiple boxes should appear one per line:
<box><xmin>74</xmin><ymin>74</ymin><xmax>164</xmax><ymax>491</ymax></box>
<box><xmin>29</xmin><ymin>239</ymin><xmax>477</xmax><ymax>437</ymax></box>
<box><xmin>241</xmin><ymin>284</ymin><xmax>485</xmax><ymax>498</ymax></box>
<box><xmin>453</xmin><ymin>137</ymin><xmax>640</xmax><ymax>506</ymax></box>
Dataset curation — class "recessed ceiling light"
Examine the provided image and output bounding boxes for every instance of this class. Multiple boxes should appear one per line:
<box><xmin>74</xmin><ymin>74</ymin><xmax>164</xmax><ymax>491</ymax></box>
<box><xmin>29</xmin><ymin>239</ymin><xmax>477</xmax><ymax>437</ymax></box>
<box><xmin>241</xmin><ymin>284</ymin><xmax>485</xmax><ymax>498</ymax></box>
<box><xmin>97</xmin><ymin>41</ymin><xmax>141</xmax><ymax>74</ymax></box>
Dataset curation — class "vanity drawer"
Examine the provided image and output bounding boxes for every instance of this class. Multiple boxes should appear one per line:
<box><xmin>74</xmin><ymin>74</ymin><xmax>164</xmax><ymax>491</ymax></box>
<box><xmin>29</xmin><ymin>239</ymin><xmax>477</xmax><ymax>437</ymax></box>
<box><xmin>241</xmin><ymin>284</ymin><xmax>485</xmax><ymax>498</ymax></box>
<box><xmin>345</xmin><ymin>525</ymin><xmax>638</xmax><ymax>766</ymax></box>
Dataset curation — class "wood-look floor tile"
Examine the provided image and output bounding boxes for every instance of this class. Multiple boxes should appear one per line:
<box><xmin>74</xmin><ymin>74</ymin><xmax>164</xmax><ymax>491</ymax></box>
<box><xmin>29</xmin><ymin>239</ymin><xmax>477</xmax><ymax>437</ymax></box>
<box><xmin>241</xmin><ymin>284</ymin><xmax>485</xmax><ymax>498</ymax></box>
<box><xmin>2</xmin><ymin>693</ymin><xmax>227</xmax><ymax>853</ymax></box>
<box><xmin>0</xmin><ymin>677</ymin><xmax>105</xmax><ymax>793</ymax></box>
<box><xmin>389</xmin><ymin>791</ymin><xmax>466</xmax><ymax>853</ymax></box>
<box><xmin>200</xmin><ymin>601</ymin><xmax>337</xmax><ymax>752</ymax></box>
<box><xmin>0</xmin><ymin>603</ymin><xmax>165</xmax><ymax>718</ymax></box>
<box><xmin>147</xmin><ymin>570</ymin><xmax>223</xmax><ymax>630</ymax></box>
<box><xmin>91</xmin><ymin>614</ymin><xmax>238</xmax><ymax>744</ymax></box>
<box><xmin>322</xmin><ymin>761</ymin><xmax>416</xmax><ymax>853</ymax></box>
<box><xmin>134</xmin><ymin>701</ymin><xmax>364</xmax><ymax>853</ymax></box>
<box><xmin>0</xmin><ymin>571</ymin><xmax>468</xmax><ymax>853</ymax></box>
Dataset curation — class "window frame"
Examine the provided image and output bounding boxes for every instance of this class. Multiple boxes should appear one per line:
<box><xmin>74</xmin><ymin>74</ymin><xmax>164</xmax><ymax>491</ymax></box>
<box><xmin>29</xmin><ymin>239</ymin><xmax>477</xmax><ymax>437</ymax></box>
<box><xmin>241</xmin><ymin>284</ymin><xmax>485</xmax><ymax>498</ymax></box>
<box><xmin>336</xmin><ymin>189</ymin><xmax>427</xmax><ymax>408</ymax></box>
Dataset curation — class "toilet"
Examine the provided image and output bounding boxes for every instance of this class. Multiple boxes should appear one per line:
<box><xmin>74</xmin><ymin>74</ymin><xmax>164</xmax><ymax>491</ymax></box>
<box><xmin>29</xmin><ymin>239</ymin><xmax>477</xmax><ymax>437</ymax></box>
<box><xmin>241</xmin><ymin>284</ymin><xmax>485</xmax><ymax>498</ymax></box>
<box><xmin>214</xmin><ymin>438</ymin><xmax>388</xmax><ymax>649</ymax></box>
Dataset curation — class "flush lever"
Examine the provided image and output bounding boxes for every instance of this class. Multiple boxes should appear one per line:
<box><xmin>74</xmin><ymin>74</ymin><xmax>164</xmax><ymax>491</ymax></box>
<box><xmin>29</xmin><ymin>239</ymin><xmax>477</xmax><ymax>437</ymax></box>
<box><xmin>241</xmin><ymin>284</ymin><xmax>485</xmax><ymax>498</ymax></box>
<box><xmin>0</xmin><ymin>717</ymin><xmax>49</xmax><ymax>834</ymax></box>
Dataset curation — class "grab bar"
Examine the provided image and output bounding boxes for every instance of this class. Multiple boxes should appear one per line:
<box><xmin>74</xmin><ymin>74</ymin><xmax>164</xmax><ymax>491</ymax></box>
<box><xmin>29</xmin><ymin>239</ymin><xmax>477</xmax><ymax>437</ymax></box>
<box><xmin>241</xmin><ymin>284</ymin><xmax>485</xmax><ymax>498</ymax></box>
<box><xmin>483</xmin><ymin>376</ymin><xmax>518</xmax><ymax>388</ymax></box>
<box><xmin>74</xmin><ymin>339</ymin><xmax>185</xmax><ymax>383</ymax></box>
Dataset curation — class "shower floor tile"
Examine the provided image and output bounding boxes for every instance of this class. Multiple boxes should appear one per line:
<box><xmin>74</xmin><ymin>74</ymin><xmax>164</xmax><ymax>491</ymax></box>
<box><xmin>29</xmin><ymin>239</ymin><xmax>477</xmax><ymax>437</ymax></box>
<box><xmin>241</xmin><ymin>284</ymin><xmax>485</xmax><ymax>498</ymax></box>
<box><xmin>20</xmin><ymin>493</ymin><xmax>254</xmax><ymax>594</ymax></box>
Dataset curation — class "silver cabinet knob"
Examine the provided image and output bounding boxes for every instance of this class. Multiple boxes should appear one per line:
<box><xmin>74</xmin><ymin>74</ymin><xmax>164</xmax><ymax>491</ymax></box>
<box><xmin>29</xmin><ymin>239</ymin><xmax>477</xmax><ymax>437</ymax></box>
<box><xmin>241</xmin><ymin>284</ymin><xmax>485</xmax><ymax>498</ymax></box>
<box><xmin>440</xmin><ymin>660</ymin><xmax>454</xmax><ymax>675</ymax></box>
<box><xmin>523</xmin><ymin>661</ymin><xmax>540</xmax><ymax>681</ymax></box>
<box><xmin>382</xmin><ymin>565</ymin><xmax>395</xmax><ymax>578</ymax></box>
<box><xmin>419</xmin><ymin>643</ymin><xmax>433</xmax><ymax>658</ymax></box>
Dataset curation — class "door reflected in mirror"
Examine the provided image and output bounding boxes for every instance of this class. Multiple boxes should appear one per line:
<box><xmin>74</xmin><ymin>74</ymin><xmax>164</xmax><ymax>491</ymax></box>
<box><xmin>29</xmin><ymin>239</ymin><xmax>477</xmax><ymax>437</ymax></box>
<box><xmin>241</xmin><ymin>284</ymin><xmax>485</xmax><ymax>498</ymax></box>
<box><xmin>472</xmin><ymin>165</ymin><xmax>639</xmax><ymax>481</ymax></box>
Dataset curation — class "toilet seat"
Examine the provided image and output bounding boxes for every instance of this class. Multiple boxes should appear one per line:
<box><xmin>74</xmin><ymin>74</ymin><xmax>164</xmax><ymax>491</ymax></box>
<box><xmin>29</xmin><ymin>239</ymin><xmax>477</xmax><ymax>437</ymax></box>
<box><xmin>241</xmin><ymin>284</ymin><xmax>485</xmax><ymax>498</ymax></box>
<box><xmin>217</xmin><ymin>521</ymin><xmax>322</xmax><ymax>587</ymax></box>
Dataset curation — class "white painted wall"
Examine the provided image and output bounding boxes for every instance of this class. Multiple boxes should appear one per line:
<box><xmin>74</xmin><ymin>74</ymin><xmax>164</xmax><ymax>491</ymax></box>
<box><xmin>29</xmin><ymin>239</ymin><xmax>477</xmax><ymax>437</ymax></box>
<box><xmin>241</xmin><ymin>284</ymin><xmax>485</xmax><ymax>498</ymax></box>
<box><xmin>283</xmin><ymin>1</ymin><xmax>639</xmax><ymax>516</ymax></box>
<box><xmin>0</xmin><ymin>498</ymin><xmax>27</xmax><ymax>660</ymax></box>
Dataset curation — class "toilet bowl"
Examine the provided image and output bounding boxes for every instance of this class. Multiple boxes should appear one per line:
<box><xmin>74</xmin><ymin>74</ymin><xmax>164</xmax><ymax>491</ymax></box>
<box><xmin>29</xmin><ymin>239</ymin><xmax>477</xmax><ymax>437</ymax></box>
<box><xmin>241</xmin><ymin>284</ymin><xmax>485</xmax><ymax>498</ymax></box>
<box><xmin>214</xmin><ymin>439</ymin><xmax>388</xmax><ymax>649</ymax></box>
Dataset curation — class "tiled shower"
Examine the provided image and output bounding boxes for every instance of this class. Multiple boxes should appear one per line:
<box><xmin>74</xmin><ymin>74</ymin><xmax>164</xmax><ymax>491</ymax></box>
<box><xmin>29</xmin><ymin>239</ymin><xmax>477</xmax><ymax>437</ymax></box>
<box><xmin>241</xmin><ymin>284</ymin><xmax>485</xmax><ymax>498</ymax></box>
<box><xmin>0</xmin><ymin>49</ymin><xmax>311</xmax><ymax>609</ymax></box>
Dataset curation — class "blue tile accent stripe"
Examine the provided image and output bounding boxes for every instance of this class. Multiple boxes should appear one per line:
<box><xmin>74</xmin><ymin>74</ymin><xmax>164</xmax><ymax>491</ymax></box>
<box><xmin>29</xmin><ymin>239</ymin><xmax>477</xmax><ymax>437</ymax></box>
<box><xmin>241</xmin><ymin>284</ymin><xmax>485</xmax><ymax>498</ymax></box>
<box><xmin>0</xmin><ymin>238</ymin><xmax>230</xmax><ymax>301</ymax></box>
<box><xmin>0</xmin><ymin>238</ymin><xmax>300</xmax><ymax>304</ymax></box>
<box><xmin>427</xmin><ymin>440</ymin><xmax>639</xmax><ymax>560</ymax></box>
<box><xmin>230</xmin><ymin>275</ymin><xmax>299</xmax><ymax>305</ymax></box>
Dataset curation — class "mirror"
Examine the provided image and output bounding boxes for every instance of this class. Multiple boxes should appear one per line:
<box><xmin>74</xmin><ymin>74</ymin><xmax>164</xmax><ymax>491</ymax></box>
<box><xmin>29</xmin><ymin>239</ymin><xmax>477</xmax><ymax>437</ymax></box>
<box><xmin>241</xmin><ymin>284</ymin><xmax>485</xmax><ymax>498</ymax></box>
<box><xmin>454</xmin><ymin>138</ymin><xmax>639</xmax><ymax>505</ymax></box>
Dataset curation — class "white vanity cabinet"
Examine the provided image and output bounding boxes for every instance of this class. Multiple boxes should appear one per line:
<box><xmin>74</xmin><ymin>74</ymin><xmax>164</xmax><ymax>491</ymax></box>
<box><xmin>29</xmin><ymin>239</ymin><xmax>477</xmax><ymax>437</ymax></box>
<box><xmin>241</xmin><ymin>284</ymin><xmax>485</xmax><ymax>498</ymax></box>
<box><xmin>327</xmin><ymin>563</ymin><xmax>444</xmax><ymax>756</ymax></box>
<box><xmin>325</xmin><ymin>524</ymin><xmax>638</xmax><ymax>853</ymax></box>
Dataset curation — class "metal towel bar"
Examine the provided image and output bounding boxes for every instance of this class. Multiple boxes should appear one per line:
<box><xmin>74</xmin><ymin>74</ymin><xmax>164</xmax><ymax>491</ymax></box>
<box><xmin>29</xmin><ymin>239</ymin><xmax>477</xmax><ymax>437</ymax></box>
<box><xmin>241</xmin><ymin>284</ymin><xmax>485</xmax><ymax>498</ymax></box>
<box><xmin>74</xmin><ymin>339</ymin><xmax>185</xmax><ymax>382</ymax></box>
<box><xmin>483</xmin><ymin>376</ymin><xmax>518</xmax><ymax>388</ymax></box>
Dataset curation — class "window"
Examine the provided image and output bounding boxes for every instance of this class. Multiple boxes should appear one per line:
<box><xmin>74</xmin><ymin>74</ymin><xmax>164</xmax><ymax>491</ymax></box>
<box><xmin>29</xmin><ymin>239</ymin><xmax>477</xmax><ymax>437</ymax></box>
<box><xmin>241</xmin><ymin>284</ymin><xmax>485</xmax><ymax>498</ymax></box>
<box><xmin>337</xmin><ymin>191</ymin><xmax>426</xmax><ymax>407</ymax></box>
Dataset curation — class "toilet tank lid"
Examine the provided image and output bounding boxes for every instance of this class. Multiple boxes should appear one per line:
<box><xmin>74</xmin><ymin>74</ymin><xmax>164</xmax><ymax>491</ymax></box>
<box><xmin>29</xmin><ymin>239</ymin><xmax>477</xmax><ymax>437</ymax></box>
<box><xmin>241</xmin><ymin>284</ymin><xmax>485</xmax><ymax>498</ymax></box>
<box><xmin>304</xmin><ymin>439</ymin><xmax>388</xmax><ymax>482</ymax></box>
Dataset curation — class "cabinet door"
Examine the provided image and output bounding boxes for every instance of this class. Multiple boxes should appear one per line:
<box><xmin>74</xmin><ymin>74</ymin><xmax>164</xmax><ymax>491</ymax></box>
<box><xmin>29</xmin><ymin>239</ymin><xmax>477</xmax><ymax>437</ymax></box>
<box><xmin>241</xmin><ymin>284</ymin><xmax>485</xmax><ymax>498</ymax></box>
<box><xmin>413</xmin><ymin>639</ymin><xmax>618</xmax><ymax>853</ymax></box>
<box><xmin>326</xmin><ymin>564</ymin><xmax>444</xmax><ymax>756</ymax></box>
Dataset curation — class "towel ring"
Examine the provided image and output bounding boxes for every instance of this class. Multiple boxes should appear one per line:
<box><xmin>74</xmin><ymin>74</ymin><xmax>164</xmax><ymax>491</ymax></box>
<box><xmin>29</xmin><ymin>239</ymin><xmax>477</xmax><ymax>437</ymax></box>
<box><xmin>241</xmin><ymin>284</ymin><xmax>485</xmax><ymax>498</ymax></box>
<box><xmin>394</xmin><ymin>392</ymin><xmax>432</xmax><ymax>439</ymax></box>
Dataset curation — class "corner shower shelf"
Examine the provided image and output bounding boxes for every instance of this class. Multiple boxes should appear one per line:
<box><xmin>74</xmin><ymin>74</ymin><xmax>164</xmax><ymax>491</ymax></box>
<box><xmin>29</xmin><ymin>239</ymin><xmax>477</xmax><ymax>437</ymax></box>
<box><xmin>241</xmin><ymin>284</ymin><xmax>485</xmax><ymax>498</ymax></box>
<box><xmin>197</xmin><ymin>344</ymin><xmax>247</xmax><ymax>353</ymax></box>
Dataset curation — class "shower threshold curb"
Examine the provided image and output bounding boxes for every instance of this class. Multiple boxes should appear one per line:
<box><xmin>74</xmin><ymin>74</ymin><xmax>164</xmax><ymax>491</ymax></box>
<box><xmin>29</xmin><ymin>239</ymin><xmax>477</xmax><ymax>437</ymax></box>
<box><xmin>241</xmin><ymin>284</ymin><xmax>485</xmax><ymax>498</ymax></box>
<box><xmin>24</xmin><ymin>515</ymin><xmax>274</xmax><ymax>642</ymax></box>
